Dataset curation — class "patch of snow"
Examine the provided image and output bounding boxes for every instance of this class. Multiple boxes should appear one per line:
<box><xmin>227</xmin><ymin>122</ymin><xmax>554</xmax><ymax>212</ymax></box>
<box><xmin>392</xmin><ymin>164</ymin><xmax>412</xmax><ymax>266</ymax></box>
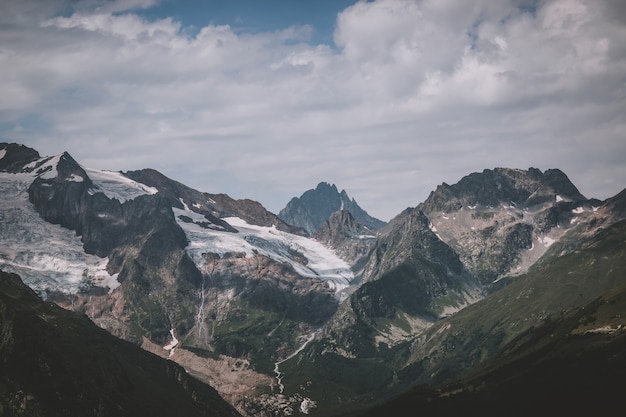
<box><xmin>592</xmin><ymin>206</ymin><xmax>599</xmax><ymax>212</ymax></box>
<box><xmin>85</xmin><ymin>168</ymin><xmax>158</xmax><ymax>203</ymax></box>
<box><xmin>0</xmin><ymin>172</ymin><xmax>120</xmax><ymax>295</ymax></box>
<box><xmin>36</xmin><ymin>155</ymin><xmax>61</xmax><ymax>179</ymax></box>
<box><xmin>300</xmin><ymin>398</ymin><xmax>316</xmax><ymax>414</ymax></box>
<box><xmin>192</xmin><ymin>203</ymin><xmax>201</xmax><ymax>209</ymax></box>
<box><xmin>570</xmin><ymin>217</ymin><xmax>579</xmax><ymax>224</ymax></box>
<box><xmin>0</xmin><ymin>149</ymin><xmax>6</xmax><ymax>160</ymax></box>
<box><xmin>358</xmin><ymin>234</ymin><xmax>376</xmax><ymax>239</ymax></box>
<box><xmin>556</xmin><ymin>195</ymin><xmax>564</xmax><ymax>202</ymax></box>
<box><xmin>163</xmin><ymin>328</ymin><xmax>179</xmax><ymax>357</ymax></box>
<box><xmin>572</xmin><ymin>207</ymin><xmax>584</xmax><ymax>214</ymax></box>
<box><xmin>539</xmin><ymin>235</ymin><xmax>556</xmax><ymax>247</ymax></box>
<box><xmin>67</xmin><ymin>173</ymin><xmax>84</xmax><ymax>182</ymax></box>
<box><xmin>467</xmin><ymin>205</ymin><xmax>476</xmax><ymax>210</ymax></box>
<box><xmin>179</xmin><ymin>198</ymin><xmax>191</xmax><ymax>211</ymax></box>
<box><xmin>175</xmin><ymin>213</ymin><xmax>355</xmax><ymax>297</ymax></box>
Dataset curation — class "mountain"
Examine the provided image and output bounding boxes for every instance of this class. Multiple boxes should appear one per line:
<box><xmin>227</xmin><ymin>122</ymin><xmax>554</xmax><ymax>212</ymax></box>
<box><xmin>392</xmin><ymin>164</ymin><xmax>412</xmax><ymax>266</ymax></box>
<box><xmin>418</xmin><ymin>167</ymin><xmax>599</xmax><ymax>285</ymax></box>
<box><xmin>0</xmin><ymin>142</ymin><xmax>357</xmax><ymax>415</ymax></box>
<box><xmin>346</xmin><ymin>220</ymin><xmax>626</xmax><ymax>417</ymax></box>
<box><xmin>0</xmin><ymin>270</ymin><xmax>242</xmax><ymax>417</ymax></box>
<box><xmin>279</xmin><ymin>182</ymin><xmax>386</xmax><ymax>235</ymax></box>
<box><xmin>2</xmin><ymin>142</ymin><xmax>625</xmax><ymax>417</ymax></box>
<box><xmin>275</xmin><ymin>169</ymin><xmax>626</xmax><ymax>416</ymax></box>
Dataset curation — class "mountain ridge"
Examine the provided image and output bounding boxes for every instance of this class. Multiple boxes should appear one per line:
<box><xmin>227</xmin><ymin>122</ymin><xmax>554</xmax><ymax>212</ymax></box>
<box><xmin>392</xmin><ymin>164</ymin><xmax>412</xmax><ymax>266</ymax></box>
<box><xmin>1</xmin><ymin>142</ymin><xmax>624</xmax><ymax>417</ymax></box>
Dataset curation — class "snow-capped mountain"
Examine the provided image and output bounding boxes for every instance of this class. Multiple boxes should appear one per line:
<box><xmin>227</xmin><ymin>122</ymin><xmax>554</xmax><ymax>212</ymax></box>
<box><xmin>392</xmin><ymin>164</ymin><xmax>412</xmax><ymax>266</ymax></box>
<box><xmin>2</xmin><ymin>142</ymin><xmax>625</xmax><ymax>417</ymax></box>
<box><xmin>0</xmin><ymin>143</ymin><xmax>358</xmax><ymax>415</ymax></box>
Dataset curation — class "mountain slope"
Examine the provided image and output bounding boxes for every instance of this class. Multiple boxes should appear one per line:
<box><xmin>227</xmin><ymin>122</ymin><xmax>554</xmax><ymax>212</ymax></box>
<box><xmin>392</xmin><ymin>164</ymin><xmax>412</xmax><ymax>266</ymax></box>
<box><xmin>348</xmin><ymin>282</ymin><xmax>626</xmax><ymax>417</ymax></box>
<box><xmin>274</xmin><ymin>172</ymin><xmax>625</xmax><ymax>416</ymax></box>
<box><xmin>279</xmin><ymin>182</ymin><xmax>385</xmax><ymax>235</ymax></box>
<box><xmin>400</xmin><ymin>217</ymin><xmax>626</xmax><ymax>386</ymax></box>
<box><xmin>0</xmin><ymin>270</ymin><xmax>241</xmax><ymax>417</ymax></box>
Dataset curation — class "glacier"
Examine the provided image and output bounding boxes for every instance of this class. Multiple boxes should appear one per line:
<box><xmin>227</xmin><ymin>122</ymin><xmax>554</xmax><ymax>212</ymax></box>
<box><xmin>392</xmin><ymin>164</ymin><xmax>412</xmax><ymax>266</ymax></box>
<box><xmin>174</xmin><ymin>202</ymin><xmax>356</xmax><ymax>298</ymax></box>
<box><xmin>1</xmin><ymin>152</ymin><xmax>355</xmax><ymax>300</ymax></box>
<box><xmin>0</xmin><ymin>170</ymin><xmax>120</xmax><ymax>296</ymax></box>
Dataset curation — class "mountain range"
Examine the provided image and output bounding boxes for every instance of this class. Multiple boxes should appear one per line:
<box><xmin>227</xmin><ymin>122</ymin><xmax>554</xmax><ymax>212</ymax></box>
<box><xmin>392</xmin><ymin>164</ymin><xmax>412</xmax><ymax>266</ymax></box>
<box><xmin>0</xmin><ymin>142</ymin><xmax>624</xmax><ymax>416</ymax></box>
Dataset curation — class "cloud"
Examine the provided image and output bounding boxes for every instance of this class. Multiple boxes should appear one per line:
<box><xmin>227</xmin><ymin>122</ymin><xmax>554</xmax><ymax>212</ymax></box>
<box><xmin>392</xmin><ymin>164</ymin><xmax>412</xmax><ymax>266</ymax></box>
<box><xmin>1</xmin><ymin>0</ymin><xmax>625</xmax><ymax>220</ymax></box>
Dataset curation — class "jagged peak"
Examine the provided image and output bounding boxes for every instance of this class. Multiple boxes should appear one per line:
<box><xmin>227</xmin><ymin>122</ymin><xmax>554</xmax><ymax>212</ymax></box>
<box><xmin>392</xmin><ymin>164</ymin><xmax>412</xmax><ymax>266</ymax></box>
<box><xmin>279</xmin><ymin>181</ymin><xmax>386</xmax><ymax>235</ymax></box>
<box><xmin>420</xmin><ymin>167</ymin><xmax>587</xmax><ymax>213</ymax></box>
<box><xmin>0</xmin><ymin>142</ymin><xmax>41</xmax><ymax>173</ymax></box>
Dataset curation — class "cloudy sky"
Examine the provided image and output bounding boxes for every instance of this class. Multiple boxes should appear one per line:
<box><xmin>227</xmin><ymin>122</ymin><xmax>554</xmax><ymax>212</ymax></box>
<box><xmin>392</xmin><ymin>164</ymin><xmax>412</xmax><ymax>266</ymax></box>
<box><xmin>1</xmin><ymin>0</ymin><xmax>625</xmax><ymax>221</ymax></box>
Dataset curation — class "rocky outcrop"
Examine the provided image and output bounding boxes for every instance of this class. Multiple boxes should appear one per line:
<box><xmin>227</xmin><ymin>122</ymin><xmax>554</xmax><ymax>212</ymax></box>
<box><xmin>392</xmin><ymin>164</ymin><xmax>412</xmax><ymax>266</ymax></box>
<box><xmin>313</xmin><ymin>210</ymin><xmax>377</xmax><ymax>273</ymax></box>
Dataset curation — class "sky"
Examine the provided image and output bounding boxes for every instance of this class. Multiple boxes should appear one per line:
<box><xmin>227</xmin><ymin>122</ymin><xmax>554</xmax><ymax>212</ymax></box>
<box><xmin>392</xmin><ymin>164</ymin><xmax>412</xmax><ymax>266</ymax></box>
<box><xmin>1</xmin><ymin>0</ymin><xmax>625</xmax><ymax>221</ymax></box>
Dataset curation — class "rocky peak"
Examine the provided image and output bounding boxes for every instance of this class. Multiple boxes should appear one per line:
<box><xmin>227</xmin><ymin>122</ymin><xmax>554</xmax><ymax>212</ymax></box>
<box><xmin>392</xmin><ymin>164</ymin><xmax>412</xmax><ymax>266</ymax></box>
<box><xmin>279</xmin><ymin>181</ymin><xmax>385</xmax><ymax>235</ymax></box>
<box><xmin>313</xmin><ymin>210</ymin><xmax>378</xmax><ymax>270</ymax></box>
<box><xmin>420</xmin><ymin>167</ymin><xmax>586</xmax><ymax>214</ymax></box>
<box><xmin>0</xmin><ymin>142</ymin><xmax>41</xmax><ymax>172</ymax></box>
<box><xmin>418</xmin><ymin>168</ymin><xmax>593</xmax><ymax>284</ymax></box>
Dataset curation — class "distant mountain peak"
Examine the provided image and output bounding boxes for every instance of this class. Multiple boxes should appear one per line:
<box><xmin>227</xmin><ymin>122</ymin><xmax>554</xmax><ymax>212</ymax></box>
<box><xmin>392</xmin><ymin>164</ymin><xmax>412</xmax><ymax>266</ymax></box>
<box><xmin>420</xmin><ymin>167</ymin><xmax>586</xmax><ymax>213</ymax></box>
<box><xmin>279</xmin><ymin>182</ymin><xmax>386</xmax><ymax>235</ymax></box>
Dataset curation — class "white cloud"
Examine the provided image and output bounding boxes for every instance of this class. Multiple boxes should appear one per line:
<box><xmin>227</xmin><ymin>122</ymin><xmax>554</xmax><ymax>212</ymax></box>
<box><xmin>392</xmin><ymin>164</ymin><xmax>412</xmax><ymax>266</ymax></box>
<box><xmin>0</xmin><ymin>0</ymin><xmax>625</xmax><ymax>221</ymax></box>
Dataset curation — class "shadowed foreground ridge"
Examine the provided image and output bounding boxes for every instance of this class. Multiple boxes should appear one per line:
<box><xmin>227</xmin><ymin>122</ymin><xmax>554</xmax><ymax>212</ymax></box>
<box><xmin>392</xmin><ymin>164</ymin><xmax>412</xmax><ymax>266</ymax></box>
<box><xmin>0</xmin><ymin>270</ymin><xmax>242</xmax><ymax>417</ymax></box>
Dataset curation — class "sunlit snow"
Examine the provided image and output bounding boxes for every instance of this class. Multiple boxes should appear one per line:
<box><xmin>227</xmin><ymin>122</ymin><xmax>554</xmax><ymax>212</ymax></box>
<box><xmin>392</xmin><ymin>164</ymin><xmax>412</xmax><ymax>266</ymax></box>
<box><xmin>85</xmin><ymin>167</ymin><xmax>158</xmax><ymax>203</ymax></box>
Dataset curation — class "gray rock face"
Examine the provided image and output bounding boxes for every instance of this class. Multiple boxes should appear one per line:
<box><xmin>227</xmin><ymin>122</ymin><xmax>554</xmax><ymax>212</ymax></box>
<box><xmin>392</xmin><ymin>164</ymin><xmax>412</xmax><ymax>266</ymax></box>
<box><xmin>279</xmin><ymin>182</ymin><xmax>385</xmax><ymax>235</ymax></box>
<box><xmin>313</xmin><ymin>210</ymin><xmax>377</xmax><ymax>274</ymax></box>
<box><xmin>125</xmin><ymin>168</ymin><xmax>306</xmax><ymax>235</ymax></box>
<box><xmin>418</xmin><ymin>167</ymin><xmax>594</xmax><ymax>284</ymax></box>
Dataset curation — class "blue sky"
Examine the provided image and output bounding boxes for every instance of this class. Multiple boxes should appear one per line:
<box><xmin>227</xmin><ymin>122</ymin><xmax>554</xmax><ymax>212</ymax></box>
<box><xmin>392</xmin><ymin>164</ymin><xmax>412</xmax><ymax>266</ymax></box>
<box><xmin>136</xmin><ymin>0</ymin><xmax>357</xmax><ymax>44</ymax></box>
<box><xmin>1</xmin><ymin>0</ymin><xmax>625</xmax><ymax>220</ymax></box>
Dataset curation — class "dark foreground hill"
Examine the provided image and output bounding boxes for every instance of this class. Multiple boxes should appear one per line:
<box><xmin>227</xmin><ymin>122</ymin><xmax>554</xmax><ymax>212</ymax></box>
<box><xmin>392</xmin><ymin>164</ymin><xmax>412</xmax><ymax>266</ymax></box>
<box><xmin>0</xmin><ymin>270</ymin><xmax>242</xmax><ymax>417</ymax></box>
